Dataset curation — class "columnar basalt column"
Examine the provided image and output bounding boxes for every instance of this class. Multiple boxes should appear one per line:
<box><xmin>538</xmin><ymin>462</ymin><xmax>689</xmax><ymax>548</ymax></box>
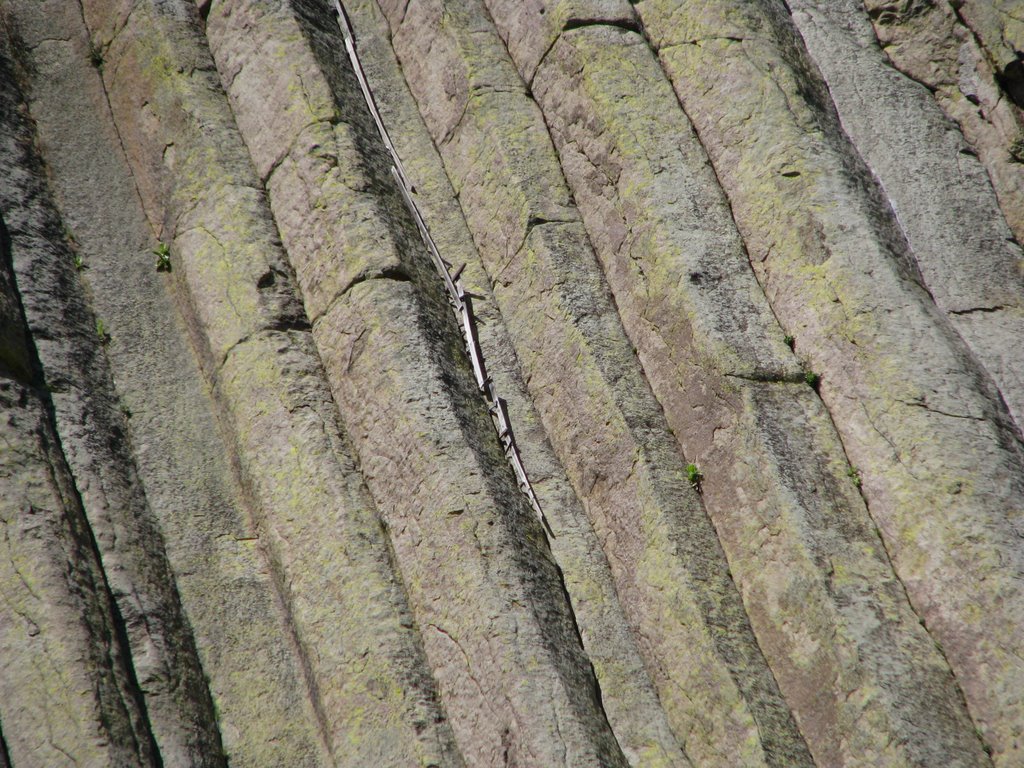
<box><xmin>785</xmin><ymin>0</ymin><xmax>1024</xmax><ymax>436</ymax></box>
<box><xmin>372</xmin><ymin>0</ymin><xmax>815</xmax><ymax>764</ymax></box>
<box><xmin>196</xmin><ymin>0</ymin><xmax>630</xmax><ymax>764</ymax></box>
<box><xmin>473</xmin><ymin>1</ymin><xmax>991</xmax><ymax>764</ymax></box>
<box><xmin>634</xmin><ymin>0</ymin><xmax>1024</xmax><ymax>762</ymax></box>
<box><xmin>862</xmin><ymin>1</ymin><xmax>1024</xmax><ymax>246</ymax></box>
<box><xmin>0</xmin><ymin>11</ymin><xmax>228</xmax><ymax>765</ymax></box>
<box><xmin>202</xmin><ymin>0</ymin><xmax>688</xmax><ymax>763</ymax></box>
<box><xmin>0</xmin><ymin>66</ymin><xmax>158</xmax><ymax>763</ymax></box>
<box><xmin>0</xmin><ymin>0</ymin><xmax>1020</xmax><ymax>764</ymax></box>
<box><xmin>16</xmin><ymin>0</ymin><xmax>470</xmax><ymax>763</ymax></box>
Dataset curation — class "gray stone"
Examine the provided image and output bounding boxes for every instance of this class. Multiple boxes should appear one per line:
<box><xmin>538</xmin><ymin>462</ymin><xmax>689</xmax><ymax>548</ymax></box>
<box><xmin>0</xmin><ymin>56</ymin><xmax>155</xmax><ymax>765</ymax></box>
<box><xmin>202</xmin><ymin>0</ymin><xmax>631</xmax><ymax>763</ymax></box>
<box><xmin>635</xmin><ymin>0</ymin><xmax>1024</xmax><ymax>762</ymax></box>
<box><xmin>343</xmin><ymin>1</ymin><xmax>690</xmax><ymax>763</ymax></box>
<box><xmin>380</xmin><ymin>0</ymin><xmax>815</xmax><ymax>763</ymax></box>
<box><xmin>788</xmin><ymin>0</ymin><xmax>1024</xmax><ymax>437</ymax></box>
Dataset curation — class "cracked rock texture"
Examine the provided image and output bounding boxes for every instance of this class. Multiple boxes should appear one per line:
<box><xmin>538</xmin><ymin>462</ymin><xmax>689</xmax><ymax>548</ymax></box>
<box><xmin>0</xmin><ymin>0</ymin><xmax>1022</xmax><ymax>766</ymax></box>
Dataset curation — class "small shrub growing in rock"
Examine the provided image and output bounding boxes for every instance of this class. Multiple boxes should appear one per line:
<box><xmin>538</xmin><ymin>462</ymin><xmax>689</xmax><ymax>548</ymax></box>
<box><xmin>685</xmin><ymin>463</ymin><xmax>703</xmax><ymax>491</ymax></box>
<box><xmin>87</xmin><ymin>41</ymin><xmax>104</xmax><ymax>70</ymax></box>
<box><xmin>1010</xmin><ymin>136</ymin><xmax>1024</xmax><ymax>163</ymax></box>
<box><xmin>153</xmin><ymin>242</ymin><xmax>172</xmax><ymax>272</ymax></box>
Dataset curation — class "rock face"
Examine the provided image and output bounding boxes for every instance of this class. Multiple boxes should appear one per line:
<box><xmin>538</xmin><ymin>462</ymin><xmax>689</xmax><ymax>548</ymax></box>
<box><xmin>0</xmin><ymin>0</ymin><xmax>1021</xmax><ymax>766</ymax></box>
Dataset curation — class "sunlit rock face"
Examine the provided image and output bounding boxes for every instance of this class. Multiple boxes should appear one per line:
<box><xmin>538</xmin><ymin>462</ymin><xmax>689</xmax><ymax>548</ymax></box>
<box><xmin>0</xmin><ymin>1</ymin><xmax>1021</xmax><ymax>766</ymax></box>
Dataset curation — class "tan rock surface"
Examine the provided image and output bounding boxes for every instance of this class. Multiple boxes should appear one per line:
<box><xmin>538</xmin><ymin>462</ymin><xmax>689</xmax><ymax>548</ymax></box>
<box><xmin>787</xmin><ymin>0</ymin><xmax>1024</xmax><ymax>437</ymax></box>
<box><xmin>9</xmin><ymin>0</ymin><xmax>463</xmax><ymax>764</ymax></box>
<box><xmin>376</xmin><ymin>1</ymin><xmax>814</xmax><ymax>764</ymax></box>
<box><xmin>201</xmin><ymin>0</ymin><xmax>630</xmax><ymax>764</ymax></box>
<box><xmin>861</xmin><ymin>1</ymin><xmax>1024</xmax><ymax>259</ymax></box>
<box><xmin>0</xmin><ymin>47</ymin><xmax>156</xmax><ymax>767</ymax></box>
<box><xmin>0</xmin><ymin>12</ymin><xmax>229</xmax><ymax>765</ymax></box>
<box><xmin>0</xmin><ymin>247</ymin><xmax>151</xmax><ymax>767</ymax></box>
<box><xmin>633</xmin><ymin>0</ymin><xmax>1024</xmax><ymax>762</ymax></box>
<box><xmin>0</xmin><ymin>0</ymin><xmax>1021</xmax><ymax>765</ymax></box>
<box><xmin>474</xmin><ymin>4</ymin><xmax>989</xmax><ymax>764</ymax></box>
<box><xmin>298</xmin><ymin>0</ymin><xmax>688</xmax><ymax>762</ymax></box>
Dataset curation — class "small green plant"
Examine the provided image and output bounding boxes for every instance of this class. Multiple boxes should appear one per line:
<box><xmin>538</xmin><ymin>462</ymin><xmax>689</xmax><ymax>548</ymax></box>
<box><xmin>784</xmin><ymin>334</ymin><xmax>795</xmax><ymax>349</ymax></box>
<box><xmin>847</xmin><ymin>465</ymin><xmax>862</xmax><ymax>488</ymax></box>
<box><xmin>804</xmin><ymin>370</ymin><xmax>821</xmax><ymax>388</ymax></box>
<box><xmin>72</xmin><ymin>253</ymin><xmax>85</xmax><ymax>271</ymax></box>
<box><xmin>153</xmin><ymin>242</ymin><xmax>172</xmax><ymax>272</ymax></box>
<box><xmin>96</xmin><ymin>318</ymin><xmax>109</xmax><ymax>344</ymax></box>
<box><xmin>1011</xmin><ymin>136</ymin><xmax>1024</xmax><ymax>163</ymax></box>
<box><xmin>87</xmin><ymin>41</ymin><xmax>104</xmax><ymax>70</ymax></box>
<box><xmin>685</xmin><ymin>463</ymin><xmax>703</xmax><ymax>491</ymax></box>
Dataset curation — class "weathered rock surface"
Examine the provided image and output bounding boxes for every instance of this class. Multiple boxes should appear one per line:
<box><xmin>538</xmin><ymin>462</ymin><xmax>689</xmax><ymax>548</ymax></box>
<box><xmin>378</xmin><ymin>1</ymin><xmax>817</xmax><ymax>764</ymax></box>
<box><xmin>347</xmin><ymin>6</ymin><xmax>687</xmax><ymax>765</ymax></box>
<box><xmin>632</xmin><ymin>0</ymin><xmax>1024</xmax><ymax>763</ymax></box>
<box><xmin>0</xmin><ymin>43</ymin><xmax>157</xmax><ymax>767</ymax></box>
<box><xmin>202</xmin><ymin>1</ymin><xmax>630</xmax><ymax>765</ymax></box>
<box><xmin>0</xmin><ymin>0</ymin><xmax>1021</xmax><ymax>765</ymax></box>
<box><xmin>787</xmin><ymin>0</ymin><xmax>1024</xmax><ymax>437</ymax></box>
<box><xmin>0</xmin><ymin>14</ymin><xmax>227</xmax><ymax>766</ymax></box>
<box><xmin>479</xmin><ymin>4</ymin><xmax>989</xmax><ymax>764</ymax></box>
<box><xmin>861</xmin><ymin>0</ymin><xmax>1024</xmax><ymax>244</ymax></box>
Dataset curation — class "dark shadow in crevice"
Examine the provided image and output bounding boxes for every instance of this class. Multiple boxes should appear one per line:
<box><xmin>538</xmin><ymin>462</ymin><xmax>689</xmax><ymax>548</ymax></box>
<box><xmin>562</xmin><ymin>17</ymin><xmax>641</xmax><ymax>34</ymax></box>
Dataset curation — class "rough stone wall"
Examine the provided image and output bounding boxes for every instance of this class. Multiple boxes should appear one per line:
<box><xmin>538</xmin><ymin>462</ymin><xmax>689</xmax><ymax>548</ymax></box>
<box><xmin>0</xmin><ymin>0</ymin><xmax>1021</xmax><ymax>766</ymax></box>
